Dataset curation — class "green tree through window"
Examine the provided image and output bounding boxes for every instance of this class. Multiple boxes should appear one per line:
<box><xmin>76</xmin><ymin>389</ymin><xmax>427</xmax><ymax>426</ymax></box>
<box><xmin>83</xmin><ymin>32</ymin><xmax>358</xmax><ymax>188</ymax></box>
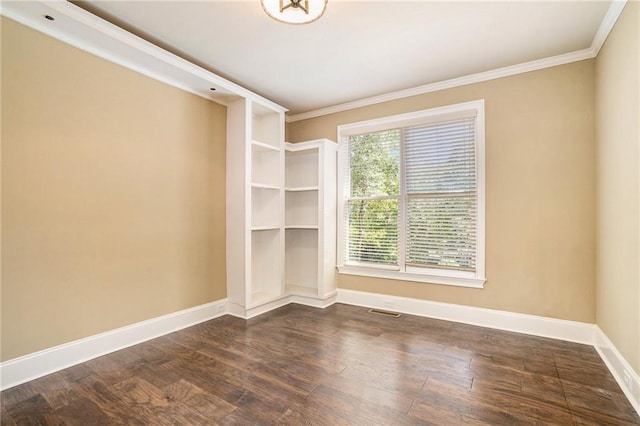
<box><xmin>347</xmin><ymin>130</ymin><xmax>399</xmax><ymax>264</ymax></box>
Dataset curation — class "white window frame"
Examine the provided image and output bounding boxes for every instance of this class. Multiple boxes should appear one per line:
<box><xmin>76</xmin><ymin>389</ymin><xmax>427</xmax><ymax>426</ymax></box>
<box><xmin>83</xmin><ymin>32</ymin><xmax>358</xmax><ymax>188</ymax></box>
<box><xmin>337</xmin><ymin>99</ymin><xmax>486</xmax><ymax>289</ymax></box>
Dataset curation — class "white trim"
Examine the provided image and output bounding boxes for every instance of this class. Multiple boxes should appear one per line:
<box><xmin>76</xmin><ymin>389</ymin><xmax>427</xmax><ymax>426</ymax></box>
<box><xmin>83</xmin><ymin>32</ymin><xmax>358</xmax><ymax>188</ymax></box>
<box><xmin>227</xmin><ymin>292</ymin><xmax>339</xmax><ymax>319</ymax></box>
<box><xmin>336</xmin><ymin>131</ymin><xmax>348</xmax><ymax>271</ymax></box>
<box><xmin>245</xmin><ymin>296</ymin><xmax>292</xmax><ymax>319</ymax></box>
<box><xmin>284</xmin><ymin>139</ymin><xmax>326</xmax><ymax>151</ymax></box>
<box><xmin>286</xmin><ymin>49</ymin><xmax>595</xmax><ymax>122</ymax></box>
<box><xmin>291</xmin><ymin>292</ymin><xmax>337</xmax><ymax>309</ymax></box>
<box><xmin>286</xmin><ymin>0</ymin><xmax>626</xmax><ymax>123</ymax></box>
<box><xmin>594</xmin><ymin>326</ymin><xmax>640</xmax><ymax>415</ymax></box>
<box><xmin>0</xmin><ymin>0</ymin><xmax>621</xmax><ymax>122</ymax></box>
<box><xmin>338</xmin><ymin>265</ymin><xmax>485</xmax><ymax>289</ymax></box>
<box><xmin>336</xmin><ymin>100</ymin><xmax>482</xmax><ymax>136</ymax></box>
<box><xmin>335</xmin><ymin>289</ymin><xmax>640</xmax><ymax>414</ymax></box>
<box><xmin>475</xmin><ymin>102</ymin><xmax>486</xmax><ymax>281</ymax></box>
<box><xmin>590</xmin><ymin>0</ymin><xmax>628</xmax><ymax>54</ymax></box>
<box><xmin>336</xmin><ymin>289</ymin><xmax>596</xmax><ymax>345</ymax></box>
<box><xmin>0</xmin><ymin>299</ymin><xmax>228</xmax><ymax>391</ymax></box>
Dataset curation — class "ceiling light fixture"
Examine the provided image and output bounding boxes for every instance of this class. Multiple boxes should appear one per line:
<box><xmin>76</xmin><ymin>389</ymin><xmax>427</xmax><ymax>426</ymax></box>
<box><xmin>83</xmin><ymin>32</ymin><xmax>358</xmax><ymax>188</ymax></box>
<box><xmin>261</xmin><ymin>0</ymin><xmax>327</xmax><ymax>25</ymax></box>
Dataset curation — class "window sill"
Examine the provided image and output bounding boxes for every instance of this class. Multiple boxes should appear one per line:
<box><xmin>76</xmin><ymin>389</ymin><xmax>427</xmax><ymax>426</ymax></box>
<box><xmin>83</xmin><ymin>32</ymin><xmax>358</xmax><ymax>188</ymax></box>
<box><xmin>337</xmin><ymin>265</ymin><xmax>486</xmax><ymax>289</ymax></box>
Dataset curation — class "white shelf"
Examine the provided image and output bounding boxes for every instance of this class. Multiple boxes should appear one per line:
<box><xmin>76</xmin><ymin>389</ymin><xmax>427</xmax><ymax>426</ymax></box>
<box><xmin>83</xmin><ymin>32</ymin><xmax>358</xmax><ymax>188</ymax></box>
<box><xmin>252</xmin><ymin>183</ymin><xmax>280</xmax><ymax>190</ymax></box>
<box><xmin>251</xmin><ymin>140</ymin><xmax>280</xmax><ymax>152</ymax></box>
<box><xmin>285</xmin><ymin>186</ymin><xmax>319</xmax><ymax>192</ymax></box>
<box><xmin>252</xmin><ymin>226</ymin><xmax>281</xmax><ymax>231</ymax></box>
<box><xmin>285</xmin><ymin>225</ymin><xmax>319</xmax><ymax>229</ymax></box>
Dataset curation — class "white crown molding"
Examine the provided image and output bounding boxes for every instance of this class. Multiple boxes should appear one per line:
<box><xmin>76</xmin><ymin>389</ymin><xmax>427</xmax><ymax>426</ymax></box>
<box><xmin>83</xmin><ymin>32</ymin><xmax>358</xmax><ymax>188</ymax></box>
<box><xmin>590</xmin><ymin>0</ymin><xmax>628</xmax><ymax>54</ymax></box>
<box><xmin>0</xmin><ymin>299</ymin><xmax>228</xmax><ymax>391</ymax></box>
<box><xmin>2</xmin><ymin>0</ymin><xmax>623</xmax><ymax>123</ymax></box>
<box><xmin>285</xmin><ymin>48</ymin><xmax>596</xmax><ymax>122</ymax></box>
<box><xmin>595</xmin><ymin>326</ymin><xmax>640</xmax><ymax>415</ymax></box>
<box><xmin>286</xmin><ymin>0</ymin><xmax>627</xmax><ymax>123</ymax></box>
<box><xmin>0</xmin><ymin>0</ymin><xmax>286</xmax><ymax>113</ymax></box>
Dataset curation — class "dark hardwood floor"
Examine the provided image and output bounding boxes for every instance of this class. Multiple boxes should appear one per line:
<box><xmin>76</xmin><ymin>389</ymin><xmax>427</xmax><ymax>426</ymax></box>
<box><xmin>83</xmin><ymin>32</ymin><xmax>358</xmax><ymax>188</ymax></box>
<box><xmin>2</xmin><ymin>303</ymin><xmax>639</xmax><ymax>425</ymax></box>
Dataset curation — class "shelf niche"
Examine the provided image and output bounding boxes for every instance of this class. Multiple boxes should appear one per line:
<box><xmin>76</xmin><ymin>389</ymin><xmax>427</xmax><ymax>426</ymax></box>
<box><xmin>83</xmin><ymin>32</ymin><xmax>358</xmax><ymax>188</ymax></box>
<box><xmin>286</xmin><ymin>149</ymin><xmax>319</xmax><ymax>188</ymax></box>
<box><xmin>252</xmin><ymin>103</ymin><xmax>281</xmax><ymax>148</ymax></box>
<box><xmin>252</xmin><ymin>143</ymin><xmax>280</xmax><ymax>188</ymax></box>
<box><xmin>251</xmin><ymin>229</ymin><xmax>283</xmax><ymax>306</ymax></box>
<box><xmin>285</xmin><ymin>190</ymin><xmax>318</xmax><ymax>227</ymax></box>
<box><xmin>285</xmin><ymin>229</ymin><xmax>319</xmax><ymax>296</ymax></box>
<box><xmin>252</xmin><ymin>187</ymin><xmax>281</xmax><ymax>228</ymax></box>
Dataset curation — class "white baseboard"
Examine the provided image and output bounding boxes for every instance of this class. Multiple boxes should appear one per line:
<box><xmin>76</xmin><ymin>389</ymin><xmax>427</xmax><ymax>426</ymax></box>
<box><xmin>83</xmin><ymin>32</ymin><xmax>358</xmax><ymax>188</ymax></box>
<box><xmin>0</xmin><ymin>298</ymin><xmax>228</xmax><ymax>391</ymax></box>
<box><xmin>227</xmin><ymin>296</ymin><xmax>296</xmax><ymax>320</ymax></box>
<box><xmin>3</xmin><ymin>289</ymin><xmax>638</xmax><ymax>417</ymax></box>
<box><xmin>291</xmin><ymin>291</ymin><xmax>337</xmax><ymax>309</ymax></box>
<box><xmin>594</xmin><ymin>326</ymin><xmax>640</xmax><ymax>414</ymax></box>
<box><xmin>227</xmin><ymin>292</ymin><xmax>339</xmax><ymax>319</ymax></box>
<box><xmin>336</xmin><ymin>289</ymin><xmax>640</xmax><ymax>415</ymax></box>
<box><xmin>336</xmin><ymin>289</ymin><xmax>596</xmax><ymax>345</ymax></box>
<box><xmin>245</xmin><ymin>296</ymin><xmax>293</xmax><ymax>319</ymax></box>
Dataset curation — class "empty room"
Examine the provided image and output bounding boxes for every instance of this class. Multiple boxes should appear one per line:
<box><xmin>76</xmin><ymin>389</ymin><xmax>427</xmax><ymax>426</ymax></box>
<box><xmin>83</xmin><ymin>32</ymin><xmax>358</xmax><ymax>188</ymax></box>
<box><xmin>1</xmin><ymin>0</ymin><xmax>639</xmax><ymax>424</ymax></box>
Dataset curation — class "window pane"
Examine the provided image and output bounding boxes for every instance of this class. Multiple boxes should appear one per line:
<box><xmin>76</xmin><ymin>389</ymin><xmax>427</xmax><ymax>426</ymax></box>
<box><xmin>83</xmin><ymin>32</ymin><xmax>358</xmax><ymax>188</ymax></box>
<box><xmin>349</xmin><ymin>130</ymin><xmax>400</xmax><ymax>197</ymax></box>
<box><xmin>347</xmin><ymin>199</ymin><xmax>398</xmax><ymax>264</ymax></box>
<box><xmin>405</xmin><ymin>119</ymin><xmax>475</xmax><ymax>194</ymax></box>
<box><xmin>407</xmin><ymin>196</ymin><xmax>476</xmax><ymax>270</ymax></box>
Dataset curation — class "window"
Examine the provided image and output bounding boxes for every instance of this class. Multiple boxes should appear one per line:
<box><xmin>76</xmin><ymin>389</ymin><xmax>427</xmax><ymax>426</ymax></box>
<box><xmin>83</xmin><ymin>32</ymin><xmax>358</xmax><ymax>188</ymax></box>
<box><xmin>337</xmin><ymin>100</ymin><xmax>485</xmax><ymax>288</ymax></box>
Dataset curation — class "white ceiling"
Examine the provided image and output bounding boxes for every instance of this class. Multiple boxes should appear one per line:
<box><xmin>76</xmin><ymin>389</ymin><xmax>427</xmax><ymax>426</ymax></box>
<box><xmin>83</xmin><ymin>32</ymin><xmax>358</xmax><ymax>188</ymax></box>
<box><xmin>74</xmin><ymin>0</ymin><xmax>612</xmax><ymax>115</ymax></box>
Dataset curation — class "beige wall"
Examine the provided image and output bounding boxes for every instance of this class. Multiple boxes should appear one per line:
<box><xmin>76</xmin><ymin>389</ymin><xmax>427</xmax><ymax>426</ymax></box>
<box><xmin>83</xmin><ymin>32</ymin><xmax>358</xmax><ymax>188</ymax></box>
<box><xmin>289</xmin><ymin>60</ymin><xmax>596</xmax><ymax>323</ymax></box>
<box><xmin>1</xmin><ymin>18</ymin><xmax>227</xmax><ymax>361</ymax></box>
<box><xmin>595</xmin><ymin>1</ymin><xmax>640</xmax><ymax>374</ymax></box>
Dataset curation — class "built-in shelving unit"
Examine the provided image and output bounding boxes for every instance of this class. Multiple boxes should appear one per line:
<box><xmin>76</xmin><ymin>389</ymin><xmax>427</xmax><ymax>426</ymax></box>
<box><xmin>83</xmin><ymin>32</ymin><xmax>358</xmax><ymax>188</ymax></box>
<box><xmin>249</xmin><ymin>105</ymin><xmax>285</xmax><ymax>310</ymax></box>
<box><xmin>228</xmin><ymin>130</ymin><xmax>337</xmax><ymax>317</ymax></box>
<box><xmin>284</xmin><ymin>140</ymin><xmax>337</xmax><ymax>306</ymax></box>
<box><xmin>227</xmin><ymin>99</ymin><xmax>287</xmax><ymax>318</ymax></box>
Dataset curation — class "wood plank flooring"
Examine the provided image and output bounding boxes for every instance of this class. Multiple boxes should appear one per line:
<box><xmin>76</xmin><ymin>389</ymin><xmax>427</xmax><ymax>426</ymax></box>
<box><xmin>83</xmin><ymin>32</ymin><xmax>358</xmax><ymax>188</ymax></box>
<box><xmin>2</xmin><ymin>303</ymin><xmax>639</xmax><ymax>425</ymax></box>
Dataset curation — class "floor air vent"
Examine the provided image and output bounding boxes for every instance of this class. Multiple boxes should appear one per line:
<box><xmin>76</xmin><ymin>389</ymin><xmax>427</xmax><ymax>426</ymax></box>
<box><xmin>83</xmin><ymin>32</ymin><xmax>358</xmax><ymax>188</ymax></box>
<box><xmin>368</xmin><ymin>308</ymin><xmax>401</xmax><ymax>318</ymax></box>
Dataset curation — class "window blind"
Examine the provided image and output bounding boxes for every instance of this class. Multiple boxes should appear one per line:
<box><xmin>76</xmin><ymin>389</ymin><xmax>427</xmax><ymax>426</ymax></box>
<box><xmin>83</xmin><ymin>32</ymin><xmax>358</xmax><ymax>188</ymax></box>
<box><xmin>405</xmin><ymin>118</ymin><xmax>477</xmax><ymax>271</ymax></box>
